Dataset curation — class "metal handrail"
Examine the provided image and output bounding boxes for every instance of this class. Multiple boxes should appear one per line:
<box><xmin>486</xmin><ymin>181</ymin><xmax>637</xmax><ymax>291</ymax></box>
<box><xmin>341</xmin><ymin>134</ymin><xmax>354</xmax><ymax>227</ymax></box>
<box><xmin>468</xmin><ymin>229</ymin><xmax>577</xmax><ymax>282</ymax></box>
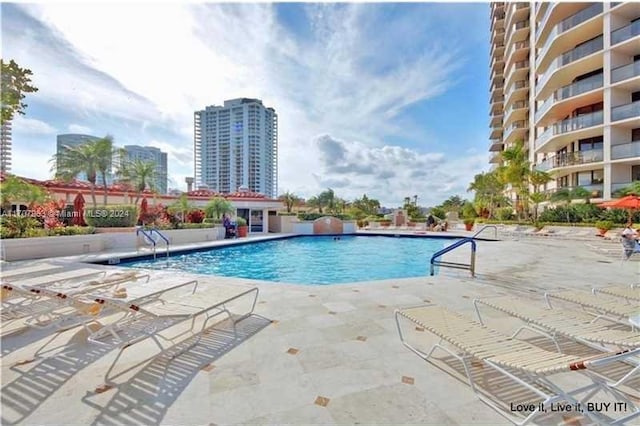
<box><xmin>429</xmin><ymin>237</ymin><xmax>477</xmax><ymax>277</ymax></box>
<box><xmin>473</xmin><ymin>225</ymin><xmax>498</xmax><ymax>240</ymax></box>
<box><xmin>149</xmin><ymin>228</ymin><xmax>170</xmax><ymax>258</ymax></box>
<box><xmin>136</xmin><ymin>228</ymin><xmax>157</xmax><ymax>259</ymax></box>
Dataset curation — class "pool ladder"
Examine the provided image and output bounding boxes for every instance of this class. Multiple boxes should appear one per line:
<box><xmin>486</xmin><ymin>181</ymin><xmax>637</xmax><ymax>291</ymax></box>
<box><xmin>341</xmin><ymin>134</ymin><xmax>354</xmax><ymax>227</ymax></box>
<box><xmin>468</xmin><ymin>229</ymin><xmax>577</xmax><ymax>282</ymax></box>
<box><xmin>136</xmin><ymin>228</ymin><xmax>170</xmax><ymax>259</ymax></box>
<box><xmin>430</xmin><ymin>237</ymin><xmax>477</xmax><ymax>277</ymax></box>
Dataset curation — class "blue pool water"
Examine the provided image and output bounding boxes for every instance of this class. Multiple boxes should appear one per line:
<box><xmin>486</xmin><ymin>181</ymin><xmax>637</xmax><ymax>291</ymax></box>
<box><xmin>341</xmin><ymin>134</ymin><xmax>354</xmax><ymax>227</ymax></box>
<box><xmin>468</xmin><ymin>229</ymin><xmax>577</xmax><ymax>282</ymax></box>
<box><xmin>121</xmin><ymin>235</ymin><xmax>456</xmax><ymax>285</ymax></box>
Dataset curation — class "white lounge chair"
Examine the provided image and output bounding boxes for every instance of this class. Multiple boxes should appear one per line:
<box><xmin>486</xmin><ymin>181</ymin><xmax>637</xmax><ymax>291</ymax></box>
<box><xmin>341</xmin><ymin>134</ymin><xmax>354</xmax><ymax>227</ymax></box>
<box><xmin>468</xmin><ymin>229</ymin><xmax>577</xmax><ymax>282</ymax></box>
<box><xmin>395</xmin><ymin>304</ymin><xmax>640</xmax><ymax>426</ymax></box>
<box><xmin>1</xmin><ymin>262</ymin><xmax>64</xmax><ymax>280</ymax></box>
<box><xmin>1</xmin><ymin>268</ymin><xmax>108</xmax><ymax>320</ymax></box>
<box><xmin>81</xmin><ymin>279</ymin><xmax>259</xmax><ymax>382</ymax></box>
<box><xmin>544</xmin><ymin>290</ymin><xmax>638</xmax><ymax>325</ymax></box>
<box><xmin>474</xmin><ymin>296</ymin><xmax>640</xmax><ymax>350</ymax></box>
<box><xmin>593</xmin><ymin>284</ymin><xmax>640</xmax><ymax>302</ymax></box>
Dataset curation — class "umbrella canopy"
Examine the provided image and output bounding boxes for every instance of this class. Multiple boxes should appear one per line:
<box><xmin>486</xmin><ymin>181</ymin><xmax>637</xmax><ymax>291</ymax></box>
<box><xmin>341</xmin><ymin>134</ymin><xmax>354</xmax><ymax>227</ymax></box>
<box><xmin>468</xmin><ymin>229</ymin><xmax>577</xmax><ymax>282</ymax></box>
<box><xmin>72</xmin><ymin>193</ymin><xmax>86</xmax><ymax>226</ymax></box>
<box><xmin>598</xmin><ymin>195</ymin><xmax>640</xmax><ymax>220</ymax></box>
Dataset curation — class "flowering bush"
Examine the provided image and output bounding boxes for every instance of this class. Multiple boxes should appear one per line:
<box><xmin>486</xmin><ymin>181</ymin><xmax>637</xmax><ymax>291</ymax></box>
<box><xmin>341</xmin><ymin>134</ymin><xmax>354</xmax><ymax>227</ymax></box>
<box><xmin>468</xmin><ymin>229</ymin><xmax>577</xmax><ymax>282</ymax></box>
<box><xmin>186</xmin><ymin>209</ymin><xmax>205</xmax><ymax>223</ymax></box>
<box><xmin>30</xmin><ymin>199</ymin><xmax>66</xmax><ymax>229</ymax></box>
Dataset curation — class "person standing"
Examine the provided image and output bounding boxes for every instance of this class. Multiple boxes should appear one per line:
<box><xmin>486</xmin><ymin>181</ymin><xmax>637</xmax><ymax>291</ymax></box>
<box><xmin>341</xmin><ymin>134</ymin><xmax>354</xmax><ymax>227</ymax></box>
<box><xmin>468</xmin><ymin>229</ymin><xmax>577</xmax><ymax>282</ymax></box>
<box><xmin>621</xmin><ymin>221</ymin><xmax>639</xmax><ymax>259</ymax></box>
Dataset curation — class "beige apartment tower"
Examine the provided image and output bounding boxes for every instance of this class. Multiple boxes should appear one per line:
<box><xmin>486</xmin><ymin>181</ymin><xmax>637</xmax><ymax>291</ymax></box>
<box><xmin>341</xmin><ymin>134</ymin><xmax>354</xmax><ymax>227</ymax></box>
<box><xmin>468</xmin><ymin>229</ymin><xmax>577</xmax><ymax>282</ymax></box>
<box><xmin>490</xmin><ymin>2</ymin><xmax>640</xmax><ymax>201</ymax></box>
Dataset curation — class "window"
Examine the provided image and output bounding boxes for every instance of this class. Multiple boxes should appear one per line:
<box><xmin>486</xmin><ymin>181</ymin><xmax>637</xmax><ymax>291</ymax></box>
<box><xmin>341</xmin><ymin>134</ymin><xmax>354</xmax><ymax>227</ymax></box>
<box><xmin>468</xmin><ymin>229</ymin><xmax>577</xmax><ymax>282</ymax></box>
<box><xmin>632</xmin><ymin>128</ymin><xmax>640</xmax><ymax>141</ymax></box>
<box><xmin>578</xmin><ymin>136</ymin><xmax>603</xmax><ymax>151</ymax></box>
<box><xmin>577</xmin><ymin>170</ymin><xmax>603</xmax><ymax>185</ymax></box>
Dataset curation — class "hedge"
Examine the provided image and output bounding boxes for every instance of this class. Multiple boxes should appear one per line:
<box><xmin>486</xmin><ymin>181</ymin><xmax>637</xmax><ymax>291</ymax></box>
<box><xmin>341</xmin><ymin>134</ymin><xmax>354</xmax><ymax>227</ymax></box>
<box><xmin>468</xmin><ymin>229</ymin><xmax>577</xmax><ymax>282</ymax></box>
<box><xmin>84</xmin><ymin>205</ymin><xmax>138</xmax><ymax>227</ymax></box>
<box><xmin>297</xmin><ymin>213</ymin><xmax>354</xmax><ymax>221</ymax></box>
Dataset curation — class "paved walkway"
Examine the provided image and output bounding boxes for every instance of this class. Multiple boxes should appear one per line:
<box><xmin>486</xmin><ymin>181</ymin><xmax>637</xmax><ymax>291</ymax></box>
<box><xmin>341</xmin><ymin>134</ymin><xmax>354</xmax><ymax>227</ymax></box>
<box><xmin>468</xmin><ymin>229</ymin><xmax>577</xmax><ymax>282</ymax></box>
<box><xmin>1</xmin><ymin>234</ymin><xmax>638</xmax><ymax>425</ymax></box>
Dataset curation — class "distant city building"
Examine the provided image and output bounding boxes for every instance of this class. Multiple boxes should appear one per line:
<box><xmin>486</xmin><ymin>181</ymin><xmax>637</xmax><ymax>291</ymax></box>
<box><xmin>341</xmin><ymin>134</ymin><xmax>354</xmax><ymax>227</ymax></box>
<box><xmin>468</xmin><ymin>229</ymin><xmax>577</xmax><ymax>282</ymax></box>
<box><xmin>194</xmin><ymin>98</ymin><xmax>278</xmax><ymax>197</ymax></box>
<box><xmin>56</xmin><ymin>134</ymin><xmax>107</xmax><ymax>183</ymax></box>
<box><xmin>0</xmin><ymin>120</ymin><xmax>12</xmax><ymax>173</ymax></box>
<box><xmin>121</xmin><ymin>145</ymin><xmax>168</xmax><ymax>194</ymax></box>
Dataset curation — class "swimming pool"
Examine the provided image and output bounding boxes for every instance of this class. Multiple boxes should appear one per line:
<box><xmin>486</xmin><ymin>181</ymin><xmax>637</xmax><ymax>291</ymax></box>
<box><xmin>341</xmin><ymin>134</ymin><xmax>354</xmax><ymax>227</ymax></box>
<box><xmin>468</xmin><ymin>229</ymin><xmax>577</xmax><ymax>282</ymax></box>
<box><xmin>120</xmin><ymin>235</ymin><xmax>457</xmax><ymax>285</ymax></box>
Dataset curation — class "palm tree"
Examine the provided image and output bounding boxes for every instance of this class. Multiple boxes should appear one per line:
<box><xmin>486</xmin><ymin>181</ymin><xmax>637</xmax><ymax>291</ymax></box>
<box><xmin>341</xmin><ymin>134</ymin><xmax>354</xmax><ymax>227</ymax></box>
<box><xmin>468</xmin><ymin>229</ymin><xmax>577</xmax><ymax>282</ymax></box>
<box><xmin>617</xmin><ymin>181</ymin><xmax>640</xmax><ymax>197</ymax></box>
<box><xmin>306</xmin><ymin>196</ymin><xmax>323</xmax><ymax>213</ymax></box>
<box><xmin>318</xmin><ymin>189</ymin><xmax>336</xmax><ymax>213</ymax></box>
<box><xmin>93</xmin><ymin>136</ymin><xmax>116</xmax><ymax>206</ymax></box>
<box><xmin>117</xmin><ymin>159</ymin><xmax>157</xmax><ymax>205</ymax></box>
<box><xmin>168</xmin><ymin>194</ymin><xmax>195</xmax><ymax>223</ymax></box>
<box><xmin>467</xmin><ymin>171</ymin><xmax>504</xmax><ymax>219</ymax></box>
<box><xmin>278</xmin><ymin>191</ymin><xmax>300</xmax><ymax>213</ymax></box>
<box><xmin>51</xmin><ymin>143</ymin><xmax>99</xmax><ymax>208</ymax></box>
<box><xmin>205</xmin><ymin>196</ymin><xmax>233</xmax><ymax>220</ymax></box>
<box><xmin>499</xmin><ymin>140</ymin><xmax>530</xmax><ymax>219</ymax></box>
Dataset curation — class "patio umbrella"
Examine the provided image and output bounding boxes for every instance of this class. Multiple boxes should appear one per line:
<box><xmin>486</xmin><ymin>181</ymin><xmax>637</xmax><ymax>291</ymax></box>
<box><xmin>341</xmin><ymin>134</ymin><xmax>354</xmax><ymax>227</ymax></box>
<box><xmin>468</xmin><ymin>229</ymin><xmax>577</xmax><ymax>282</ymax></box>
<box><xmin>598</xmin><ymin>195</ymin><xmax>640</xmax><ymax>220</ymax></box>
<box><xmin>72</xmin><ymin>193</ymin><xmax>86</xmax><ymax>226</ymax></box>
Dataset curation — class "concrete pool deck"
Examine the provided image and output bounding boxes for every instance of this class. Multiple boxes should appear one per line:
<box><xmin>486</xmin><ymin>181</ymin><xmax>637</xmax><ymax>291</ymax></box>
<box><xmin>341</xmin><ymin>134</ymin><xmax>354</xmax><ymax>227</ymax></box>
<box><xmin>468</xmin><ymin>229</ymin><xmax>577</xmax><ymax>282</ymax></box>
<box><xmin>1</xmin><ymin>233</ymin><xmax>638</xmax><ymax>425</ymax></box>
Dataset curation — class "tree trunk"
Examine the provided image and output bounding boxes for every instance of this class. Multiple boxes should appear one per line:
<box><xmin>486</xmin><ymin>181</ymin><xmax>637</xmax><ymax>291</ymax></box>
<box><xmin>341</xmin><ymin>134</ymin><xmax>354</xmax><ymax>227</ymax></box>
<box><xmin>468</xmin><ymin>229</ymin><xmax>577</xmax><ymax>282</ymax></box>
<box><xmin>90</xmin><ymin>186</ymin><xmax>97</xmax><ymax>208</ymax></box>
<box><xmin>102</xmin><ymin>175</ymin><xmax>108</xmax><ymax>206</ymax></box>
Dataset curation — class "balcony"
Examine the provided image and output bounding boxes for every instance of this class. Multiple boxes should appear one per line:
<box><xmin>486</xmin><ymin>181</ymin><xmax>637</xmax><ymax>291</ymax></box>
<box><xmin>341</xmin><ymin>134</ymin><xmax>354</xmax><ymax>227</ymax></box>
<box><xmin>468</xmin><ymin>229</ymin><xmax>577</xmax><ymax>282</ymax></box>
<box><xmin>535</xmin><ymin>110</ymin><xmax>604</xmax><ymax>151</ymax></box>
<box><xmin>506</xmin><ymin>19</ymin><xmax>530</xmax><ymax>47</ymax></box>
<box><xmin>544</xmin><ymin>184</ymin><xmax>603</xmax><ymax>198</ymax></box>
<box><xmin>612</xmin><ymin>182</ymin><xmax>635</xmax><ymax>194</ymax></box>
<box><xmin>504</xmin><ymin>99</ymin><xmax>527</xmax><ymax>125</ymax></box>
<box><xmin>534</xmin><ymin>73</ymin><xmax>603</xmax><ymax>124</ymax></box>
<box><xmin>489</xmin><ymin>152</ymin><xmax>502</xmax><ymax>164</ymax></box>
<box><xmin>535</xmin><ymin>149</ymin><xmax>603</xmax><ymax>171</ymax></box>
<box><xmin>506</xmin><ymin>40</ymin><xmax>530</xmax><ymax>64</ymax></box>
<box><xmin>536</xmin><ymin>35</ymin><xmax>603</xmax><ymax>96</ymax></box>
<box><xmin>612</xmin><ymin>140</ymin><xmax>640</xmax><ymax>160</ymax></box>
<box><xmin>505</xmin><ymin>79</ymin><xmax>529</xmax><ymax>105</ymax></box>
<box><xmin>611</xmin><ymin>101</ymin><xmax>640</xmax><ymax>122</ymax></box>
<box><xmin>611</xmin><ymin>61</ymin><xmax>640</xmax><ymax>85</ymax></box>
<box><xmin>490</xmin><ymin>114</ymin><xmax>503</xmax><ymax>128</ymax></box>
<box><xmin>611</xmin><ymin>20</ymin><xmax>640</xmax><ymax>46</ymax></box>
<box><xmin>489</xmin><ymin>138</ymin><xmax>503</xmax><ymax>152</ymax></box>
<box><xmin>535</xmin><ymin>3</ymin><xmax>603</xmax><ymax>70</ymax></box>
<box><xmin>503</xmin><ymin>119</ymin><xmax>528</xmax><ymax>142</ymax></box>
<box><xmin>490</xmin><ymin>41</ymin><xmax>505</xmax><ymax>59</ymax></box>
<box><xmin>535</xmin><ymin>3</ymin><xmax>557</xmax><ymax>40</ymax></box>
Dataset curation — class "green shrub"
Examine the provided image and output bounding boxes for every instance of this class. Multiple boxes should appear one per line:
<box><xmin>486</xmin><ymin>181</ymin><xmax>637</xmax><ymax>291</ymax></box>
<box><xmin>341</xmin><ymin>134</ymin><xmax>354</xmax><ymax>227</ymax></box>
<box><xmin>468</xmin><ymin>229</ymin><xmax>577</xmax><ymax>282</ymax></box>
<box><xmin>495</xmin><ymin>207</ymin><xmax>514</xmax><ymax>221</ymax></box>
<box><xmin>47</xmin><ymin>226</ymin><xmax>96</xmax><ymax>236</ymax></box>
<box><xmin>84</xmin><ymin>205</ymin><xmax>138</xmax><ymax>227</ymax></box>
<box><xmin>180</xmin><ymin>223</ymin><xmax>215</xmax><ymax>229</ymax></box>
<box><xmin>297</xmin><ymin>213</ymin><xmax>352</xmax><ymax>221</ymax></box>
<box><xmin>595</xmin><ymin>220</ymin><xmax>614</xmax><ymax>231</ymax></box>
<box><xmin>236</xmin><ymin>217</ymin><xmax>247</xmax><ymax>226</ymax></box>
<box><xmin>429</xmin><ymin>207</ymin><xmax>446</xmax><ymax>220</ymax></box>
<box><xmin>278</xmin><ymin>212</ymin><xmax>297</xmax><ymax>216</ymax></box>
<box><xmin>0</xmin><ymin>216</ymin><xmax>41</xmax><ymax>238</ymax></box>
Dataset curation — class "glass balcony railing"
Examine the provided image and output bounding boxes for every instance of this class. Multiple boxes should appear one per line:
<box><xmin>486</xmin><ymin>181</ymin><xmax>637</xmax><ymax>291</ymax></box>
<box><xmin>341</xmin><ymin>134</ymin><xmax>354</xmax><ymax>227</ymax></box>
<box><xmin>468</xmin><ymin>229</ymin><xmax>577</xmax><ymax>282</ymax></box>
<box><xmin>506</xmin><ymin>40</ymin><xmax>529</xmax><ymax>60</ymax></box>
<box><xmin>611</xmin><ymin>20</ymin><xmax>640</xmax><ymax>46</ymax></box>
<box><xmin>611</xmin><ymin>61</ymin><xmax>640</xmax><ymax>84</ymax></box>
<box><xmin>536</xmin><ymin>3</ymin><xmax>557</xmax><ymax>40</ymax></box>
<box><xmin>505</xmin><ymin>100</ymin><xmax>527</xmax><ymax>118</ymax></box>
<box><xmin>535</xmin><ymin>73</ymin><xmax>603</xmax><ymax>123</ymax></box>
<box><xmin>611</xmin><ymin>101</ymin><xmax>640</xmax><ymax>122</ymax></box>
<box><xmin>504</xmin><ymin>120</ymin><xmax>528</xmax><ymax>141</ymax></box>
<box><xmin>537</xmin><ymin>35</ymin><xmax>603</xmax><ymax>94</ymax></box>
<box><xmin>555</xmin><ymin>110</ymin><xmax>603</xmax><ymax>134</ymax></box>
<box><xmin>536</xmin><ymin>3</ymin><xmax>603</xmax><ymax>69</ymax></box>
<box><xmin>505</xmin><ymin>80</ymin><xmax>528</xmax><ymax>100</ymax></box>
<box><xmin>535</xmin><ymin>110</ymin><xmax>604</xmax><ymax>149</ymax></box>
<box><xmin>535</xmin><ymin>149</ymin><xmax>604</xmax><ymax>171</ymax></box>
<box><xmin>544</xmin><ymin>184</ymin><xmax>604</xmax><ymax>198</ymax></box>
<box><xmin>612</xmin><ymin>141</ymin><xmax>640</xmax><ymax>160</ymax></box>
<box><xmin>612</xmin><ymin>182</ymin><xmax>635</xmax><ymax>194</ymax></box>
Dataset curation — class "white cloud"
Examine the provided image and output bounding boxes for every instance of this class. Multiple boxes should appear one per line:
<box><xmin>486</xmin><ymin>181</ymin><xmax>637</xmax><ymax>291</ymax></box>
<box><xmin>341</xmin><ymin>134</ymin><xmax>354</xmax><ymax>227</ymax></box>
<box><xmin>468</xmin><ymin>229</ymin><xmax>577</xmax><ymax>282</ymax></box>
<box><xmin>67</xmin><ymin>124</ymin><xmax>93</xmax><ymax>134</ymax></box>
<box><xmin>5</xmin><ymin>3</ymin><xmax>483</xmax><ymax>206</ymax></box>
<box><xmin>12</xmin><ymin>116</ymin><xmax>57</xmax><ymax>135</ymax></box>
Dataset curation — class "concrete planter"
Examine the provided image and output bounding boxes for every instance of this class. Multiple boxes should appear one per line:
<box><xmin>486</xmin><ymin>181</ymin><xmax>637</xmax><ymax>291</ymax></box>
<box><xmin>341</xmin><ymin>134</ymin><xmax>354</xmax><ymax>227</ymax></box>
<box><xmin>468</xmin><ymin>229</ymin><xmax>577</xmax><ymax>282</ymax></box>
<box><xmin>159</xmin><ymin>227</ymin><xmax>222</xmax><ymax>245</ymax></box>
<box><xmin>95</xmin><ymin>227</ymin><xmax>137</xmax><ymax>233</ymax></box>
<box><xmin>1</xmin><ymin>234</ymin><xmax>105</xmax><ymax>261</ymax></box>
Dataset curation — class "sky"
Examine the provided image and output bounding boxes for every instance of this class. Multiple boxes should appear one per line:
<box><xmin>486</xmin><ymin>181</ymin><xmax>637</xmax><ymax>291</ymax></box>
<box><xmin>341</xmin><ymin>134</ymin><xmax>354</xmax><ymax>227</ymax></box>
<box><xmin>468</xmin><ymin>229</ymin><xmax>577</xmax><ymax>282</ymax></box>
<box><xmin>2</xmin><ymin>2</ymin><xmax>491</xmax><ymax>207</ymax></box>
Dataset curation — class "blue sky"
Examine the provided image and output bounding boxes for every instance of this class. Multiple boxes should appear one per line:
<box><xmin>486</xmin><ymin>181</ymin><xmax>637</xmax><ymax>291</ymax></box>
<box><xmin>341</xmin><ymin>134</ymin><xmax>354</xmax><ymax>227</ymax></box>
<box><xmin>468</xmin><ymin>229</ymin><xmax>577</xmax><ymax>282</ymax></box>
<box><xmin>2</xmin><ymin>2</ymin><xmax>490</xmax><ymax>207</ymax></box>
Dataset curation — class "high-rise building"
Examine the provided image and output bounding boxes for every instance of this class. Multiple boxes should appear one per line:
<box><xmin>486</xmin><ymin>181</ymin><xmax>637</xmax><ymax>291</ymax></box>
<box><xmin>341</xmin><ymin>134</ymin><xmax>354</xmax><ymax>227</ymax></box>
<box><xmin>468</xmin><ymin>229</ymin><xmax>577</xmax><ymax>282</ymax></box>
<box><xmin>489</xmin><ymin>2</ymin><xmax>640</xmax><ymax>201</ymax></box>
<box><xmin>0</xmin><ymin>120</ymin><xmax>12</xmax><ymax>173</ymax></box>
<box><xmin>194</xmin><ymin>98</ymin><xmax>278</xmax><ymax>197</ymax></box>
<box><xmin>121</xmin><ymin>145</ymin><xmax>168</xmax><ymax>194</ymax></box>
<box><xmin>56</xmin><ymin>134</ymin><xmax>103</xmax><ymax>183</ymax></box>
